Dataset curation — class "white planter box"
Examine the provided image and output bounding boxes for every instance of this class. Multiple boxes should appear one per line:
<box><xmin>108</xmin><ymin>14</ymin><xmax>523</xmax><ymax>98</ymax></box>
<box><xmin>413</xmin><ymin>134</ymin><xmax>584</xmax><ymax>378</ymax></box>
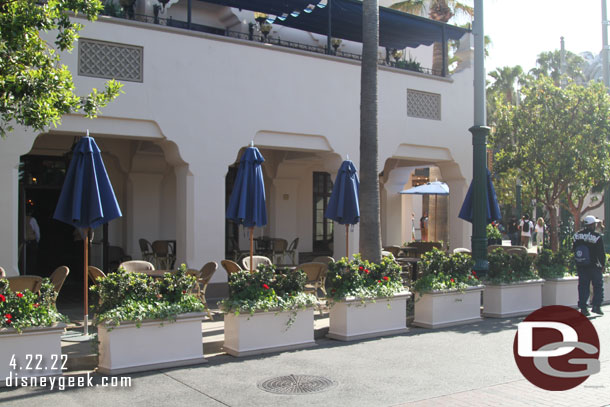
<box><xmin>483</xmin><ymin>280</ymin><xmax>544</xmax><ymax>318</ymax></box>
<box><xmin>413</xmin><ymin>286</ymin><xmax>483</xmax><ymax>329</ymax></box>
<box><xmin>0</xmin><ymin>323</ymin><xmax>66</xmax><ymax>387</ymax></box>
<box><xmin>97</xmin><ymin>312</ymin><xmax>207</xmax><ymax>375</ymax></box>
<box><xmin>542</xmin><ymin>276</ymin><xmax>578</xmax><ymax>308</ymax></box>
<box><xmin>604</xmin><ymin>274</ymin><xmax>610</xmax><ymax>305</ymax></box>
<box><xmin>327</xmin><ymin>292</ymin><xmax>411</xmax><ymax>341</ymax></box>
<box><xmin>224</xmin><ymin>308</ymin><xmax>315</xmax><ymax>357</ymax></box>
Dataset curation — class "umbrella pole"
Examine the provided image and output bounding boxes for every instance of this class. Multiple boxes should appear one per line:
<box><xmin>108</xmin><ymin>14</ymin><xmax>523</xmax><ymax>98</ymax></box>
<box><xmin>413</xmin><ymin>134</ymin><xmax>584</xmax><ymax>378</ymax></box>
<box><xmin>249</xmin><ymin>226</ymin><xmax>254</xmax><ymax>273</ymax></box>
<box><xmin>435</xmin><ymin>195</ymin><xmax>438</xmax><ymax>242</ymax></box>
<box><xmin>84</xmin><ymin>227</ymin><xmax>89</xmax><ymax>336</ymax></box>
<box><xmin>346</xmin><ymin>224</ymin><xmax>349</xmax><ymax>260</ymax></box>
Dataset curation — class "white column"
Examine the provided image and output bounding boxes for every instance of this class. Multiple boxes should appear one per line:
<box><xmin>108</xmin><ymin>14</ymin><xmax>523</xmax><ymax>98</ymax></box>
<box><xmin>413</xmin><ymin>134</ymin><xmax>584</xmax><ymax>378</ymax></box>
<box><xmin>0</xmin><ymin>131</ymin><xmax>37</xmax><ymax>275</ymax></box>
<box><xmin>175</xmin><ymin>164</ymin><xmax>193</xmax><ymax>267</ymax></box>
<box><xmin>382</xmin><ymin>167</ymin><xmax>416</xmax><ymax>246</ymax></box>
<box><xmin>443</xmin><ymin>176</ymin><xmax>469</xmax><ymax>251</ymax></box>
<box><xmin>127</xmin><ymin>173</ymin><xmax>163</xmax><ymax>257</ymax></box>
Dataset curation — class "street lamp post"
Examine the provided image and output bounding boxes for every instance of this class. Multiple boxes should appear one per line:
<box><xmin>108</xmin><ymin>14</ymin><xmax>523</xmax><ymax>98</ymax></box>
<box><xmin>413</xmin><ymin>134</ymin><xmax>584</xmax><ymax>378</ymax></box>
<box><xmin>602</xmin><ymin>0</ymin><xmax>610</xmax><ymax>251</ymax></box>
<box><xmin>470</xmin><ymin>0</ymin><xmax>489</xmax><ymax>273</ymax></box>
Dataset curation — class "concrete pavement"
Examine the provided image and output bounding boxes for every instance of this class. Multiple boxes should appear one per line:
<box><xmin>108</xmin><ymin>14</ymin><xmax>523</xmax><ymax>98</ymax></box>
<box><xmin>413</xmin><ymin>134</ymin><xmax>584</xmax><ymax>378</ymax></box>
<box><xmin>1</xmin><ymin>304</ymin><xmax>609</xmax><ymax>407</ymax></box>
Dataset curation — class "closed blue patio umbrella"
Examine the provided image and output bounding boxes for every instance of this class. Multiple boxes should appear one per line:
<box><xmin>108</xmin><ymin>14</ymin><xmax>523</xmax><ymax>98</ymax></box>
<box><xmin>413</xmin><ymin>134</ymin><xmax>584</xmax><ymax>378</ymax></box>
<box><xmin>54</xmin><ymin>133</ymin><xmax>122</xmax><ymax>338</ymax></box>
<box><xmin>226</xmin><ymin>145</ymin><xmax>267</xmax><ymax>272</ymax></box>
<box><xmin>458</xmin><ymin>169</ymin><xmax>502</xmax><ymax>224</ymax></box>
<box><xmin>325</xmin><ymin>159</ymin><xmax>360</xmax><ymax>259</ymax></box>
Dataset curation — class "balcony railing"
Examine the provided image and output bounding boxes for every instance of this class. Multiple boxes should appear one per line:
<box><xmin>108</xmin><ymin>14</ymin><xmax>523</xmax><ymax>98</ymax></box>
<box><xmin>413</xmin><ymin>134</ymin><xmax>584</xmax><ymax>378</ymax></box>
<box><xmin>104</xmin><ymin>11</ymin><xmax>442</xmax><ymax>77</ymax></box>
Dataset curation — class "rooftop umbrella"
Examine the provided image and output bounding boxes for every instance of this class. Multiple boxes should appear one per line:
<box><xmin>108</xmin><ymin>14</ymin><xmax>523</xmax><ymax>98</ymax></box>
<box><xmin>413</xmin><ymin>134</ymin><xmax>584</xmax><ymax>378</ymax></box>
<box><xmin>54</xmin><ymin>133</ymin><xmax>122</xmax><ymax>340</ymax></box>
<box><xmin>458</xmin><ymin>169</ymin><xmax>502</xmax><ymax>224</ymax></box>
<box><xmin>400</xmin><ymin>181</ymin><xmax>449</xmax><ymax>242</ymax></box>
<box><xmin>226</xmin><ymin>145</ymin><xmax>267</xmax><ymax>272</ymax></box>
<box><xmin>325</xmin><ymin>159</ymin><xmax>360</xmax><ymax>259</ymax></box>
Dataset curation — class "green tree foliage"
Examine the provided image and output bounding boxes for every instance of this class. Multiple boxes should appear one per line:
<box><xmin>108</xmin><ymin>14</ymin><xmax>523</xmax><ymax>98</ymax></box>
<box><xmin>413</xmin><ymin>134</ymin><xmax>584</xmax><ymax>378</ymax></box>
<box><xmin>529</xmin><ymin>50</ymin><xmax>585</xmax><ymax>85</ymax></box>
<box><xmin>491</xmin><ymin>76</ymin><xmax>610</xmax><ymax>250</ymax></box>
<box><xmin>0</xmin><ymin>0</ymin><xmax>122</xmax><ymax>137</ymax></box>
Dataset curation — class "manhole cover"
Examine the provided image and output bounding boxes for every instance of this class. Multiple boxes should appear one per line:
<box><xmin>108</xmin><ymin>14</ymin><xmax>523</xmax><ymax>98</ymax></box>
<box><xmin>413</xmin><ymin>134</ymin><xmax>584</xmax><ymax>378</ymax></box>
<box><xmin>257</xmin><ymin>374</ymin><xmax>336</xmax><ymax>395</ymax></box>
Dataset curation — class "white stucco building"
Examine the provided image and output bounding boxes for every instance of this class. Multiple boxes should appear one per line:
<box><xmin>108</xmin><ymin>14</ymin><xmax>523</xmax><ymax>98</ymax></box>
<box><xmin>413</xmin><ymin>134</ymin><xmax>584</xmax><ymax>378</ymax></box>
<box><xmin>0</xmin><ymin>1</ymin><xmax>475</xmax><ymax>297</ymax></box>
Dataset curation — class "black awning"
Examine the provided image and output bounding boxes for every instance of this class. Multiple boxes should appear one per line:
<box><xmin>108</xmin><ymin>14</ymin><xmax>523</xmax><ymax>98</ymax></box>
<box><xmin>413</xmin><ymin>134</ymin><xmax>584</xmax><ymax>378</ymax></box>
<box><xmin>200</xmin><ymin>0</ymin><xmax>469</xmax><ymax>49</ymax></box>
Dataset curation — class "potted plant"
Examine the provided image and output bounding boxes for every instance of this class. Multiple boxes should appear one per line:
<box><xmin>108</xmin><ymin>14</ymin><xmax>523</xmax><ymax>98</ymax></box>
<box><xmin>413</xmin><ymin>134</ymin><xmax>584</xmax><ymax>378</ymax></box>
<box><xmin>220</xmin><ymin>264</ymin><xmax>317</xmax><ymax>357</ymax></box>
<box><xmin>91</xmin><ymin>265</ymin><xmax>207</xmax><ymax>374</ymax></box>
<box><xmin>0</xmin><ymin>278</ymin><xmax>67</xmax><ymax>386</ymax></box>
<box><xmin>486</xmin><ymin>223</ymin><xmax>502</xmax><ymax>246</ymax></box>
<box><xmin>536</xmin><ymin>248</ymin><xmax>578</xmax><ymax>307</ymax></box>
<box><xmin>482</xmin><ymin>248</ymin><xmax>543</xmax><ymax>317</ymax></box>
<box><xmin>411</xmin><ymin>248</ymin><xmax>483</xmax><ymax>328</ymax></box>
<box><xmin>326</xmin><ymin>255</ymin><xmax>410</xmax><ymax>340</ymax></box>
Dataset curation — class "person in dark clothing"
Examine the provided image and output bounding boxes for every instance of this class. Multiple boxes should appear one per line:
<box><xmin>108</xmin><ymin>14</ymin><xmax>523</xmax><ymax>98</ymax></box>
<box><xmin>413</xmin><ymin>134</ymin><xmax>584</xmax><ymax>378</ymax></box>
<box><xmin>573</xmin><ymin>215</ymin><xmax>605</xmax><ymax>316</ymax></box>
<box><xmin>508</xmin><ymin>217</ymin><xmax>519</xmax><ymax>246</ymax></box>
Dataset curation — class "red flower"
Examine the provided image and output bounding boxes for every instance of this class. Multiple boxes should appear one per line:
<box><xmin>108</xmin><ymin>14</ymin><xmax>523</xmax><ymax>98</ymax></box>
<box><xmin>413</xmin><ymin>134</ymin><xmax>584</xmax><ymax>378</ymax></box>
<box><xmin>383</xmin><ymin>276</ymin><xmax>389</xmax><ymax>281</ymax></box>
<box><xmin>472</xmin><ymin>271</ymin><xmax>477</xmax><ymax>276</ymax></box>
<box><xmin>4</xmin><ymin>313</ymin><xmax>11</xmax><ymax>320</ymax></box>
<box><xmin>0</xmin><ymin>294</ymin><xmax>5</xmax><ymax>302</ymax></box>
<box><xmin>5</xmin><ymin>320</ymin><xmax>11</xmax><ymax>325</ymax></box>
<box><xmin>16</xmin><ymin>292</ymin><xmax>23</xmax><ymax>298</ymax></box>
<box><xmin>359</xmin><ymin>266</ymin><xmax>364</xmax><ymax>271</ymax></box>
<box><xmin>377</xmin><ymin>280</ymin><xmax>382</xmax><ymax>284</ymax></box>
<box><xmin>182</xmin><ymin>290</ymin><xmax>186</xmax><ymax>294</ymax></box>
<box><xmin>364</xmin><ymin>269</ymin><xmax>370</xmax><ymax>274</ymax></box>
<box><xmin>450</xmin><ymin>278</ymin><xmax>455</xmax><ymax>283</ymax></box>
<box><xmin>262</xmin><ymin>284</ymin><xmax>270</xmax><ymax>290</ymax></box>
<box><xmin>33</xmin><ymin>303</ymin><xmax>39</xmax><ymax>308</ymax></box>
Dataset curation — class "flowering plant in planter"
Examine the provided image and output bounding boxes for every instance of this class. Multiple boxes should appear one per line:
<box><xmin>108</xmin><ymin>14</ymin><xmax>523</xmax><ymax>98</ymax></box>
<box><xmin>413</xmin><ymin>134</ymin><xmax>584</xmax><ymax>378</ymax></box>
<box><xmin>412</xmin><ymin>248</ymin><xmax>480</xmax><ymax>295</ymax></box>
<box><xmin>485</xmin><ymin>248</ymin><xmax>538</xmax><ymax>284</ymax></box>
<box><xmin>220</xmin><ymin>264</ymin><xmax>316</xmax><ymax>316</ymax></box>
<box><xmin>534</xmin><ymin>248</ymin><xmax>575</xmax><ymax>279</ymax></box>
<box><xmin>90</xmin><ymin>264</ymin><xmax>205</xmax><ymax>327</ymax></box>
<box><xmin>0</xmin><ymin>278</ymin><xmax>67</xmax><ymax>333</ymax></box>
<box><xmin>326</xmin><ymin>254</ymin><xmax>403</xmax><ymax>301</ymax></box>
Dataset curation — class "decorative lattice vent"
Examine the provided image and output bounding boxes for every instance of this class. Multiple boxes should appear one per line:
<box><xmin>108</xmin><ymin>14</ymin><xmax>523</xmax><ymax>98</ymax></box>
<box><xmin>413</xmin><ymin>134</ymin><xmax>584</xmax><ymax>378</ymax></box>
<box><xmin>78</xmin><ymin>39</ymin><xmax>143</xmax><ymax>82</ymax></box>
<box><xmin>407</xmin><ymin>89</ymin><xmax>441</xmax><ymax>120</ymax></box>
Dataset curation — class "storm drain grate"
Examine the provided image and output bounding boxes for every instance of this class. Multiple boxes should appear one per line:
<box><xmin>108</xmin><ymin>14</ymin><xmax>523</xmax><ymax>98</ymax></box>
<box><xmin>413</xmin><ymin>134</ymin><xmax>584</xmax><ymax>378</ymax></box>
<box><xmin>257</xmin><ymin>374</ymin><xmax>336</xmax><ymax>395</ymax></box>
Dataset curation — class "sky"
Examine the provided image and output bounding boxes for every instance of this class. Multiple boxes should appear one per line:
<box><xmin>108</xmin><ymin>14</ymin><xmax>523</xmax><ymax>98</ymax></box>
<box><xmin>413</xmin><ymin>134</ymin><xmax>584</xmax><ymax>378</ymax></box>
<box><xmin>482</xmin><ymin>0</ymin><xmax>603</xmax><ymax>73</ymax></box>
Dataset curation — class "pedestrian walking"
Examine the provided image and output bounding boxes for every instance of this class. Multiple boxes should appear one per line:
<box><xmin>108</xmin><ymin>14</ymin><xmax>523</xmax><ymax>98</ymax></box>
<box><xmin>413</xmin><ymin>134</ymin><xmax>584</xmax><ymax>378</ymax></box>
<box><xmin>519</xmin><ymin>214</ymin><xmax>533</xmax><ymax>247</ymax></box>
<box><xmin>420</xmin><ymin>212</ymin><xmax>428</xmax><ymax>242</ymax></box>
<box><xmin>573</xmin><ymin>215</ymin><xmax>605</xmax><ymax>316</ymax></box>
<box><xmin>534</xmin><ymin>217</ymin><xmax>545</xmax><ymax>250</ymax></box>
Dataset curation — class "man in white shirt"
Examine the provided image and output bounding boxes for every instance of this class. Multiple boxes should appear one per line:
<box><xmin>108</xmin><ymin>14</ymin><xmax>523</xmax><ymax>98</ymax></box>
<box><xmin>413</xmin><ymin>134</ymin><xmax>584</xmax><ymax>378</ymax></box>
<box><xmin>519</xmin><ymin>214</ymin><xmax>534</xmax><ymax>247</ymax></box>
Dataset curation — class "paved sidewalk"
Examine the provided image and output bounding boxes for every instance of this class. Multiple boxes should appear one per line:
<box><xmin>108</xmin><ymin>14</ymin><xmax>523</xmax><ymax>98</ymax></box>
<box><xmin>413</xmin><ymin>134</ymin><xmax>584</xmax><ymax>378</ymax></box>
<box><xmin>1</xmin><ymin>305</ymin><xmax>609</xmax><ymax>407</ymax></box>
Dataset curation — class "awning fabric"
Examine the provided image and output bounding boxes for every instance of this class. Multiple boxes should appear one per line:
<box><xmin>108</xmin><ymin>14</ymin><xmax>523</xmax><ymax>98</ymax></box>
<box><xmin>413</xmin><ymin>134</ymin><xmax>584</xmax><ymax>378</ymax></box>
<box><xmin>200</xmin><ymin>0</ymin><xmax>469</xmax><ymax>49</ymax></box>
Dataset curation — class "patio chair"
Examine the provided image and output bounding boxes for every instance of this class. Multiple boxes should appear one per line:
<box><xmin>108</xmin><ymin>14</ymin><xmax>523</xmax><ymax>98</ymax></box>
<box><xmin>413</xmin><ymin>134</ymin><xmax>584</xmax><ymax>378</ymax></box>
<box><xmin>49</xmin><ymin>266</ymin><xmax>70</xmax><ymax>302</ymax></box>
<box><xmin>151</xmin><ymin>240</ymin><xmax>174</xmax><ymax>269</ymax></box>
<box><xmin>108</xmin><ymin>245</ymin><xmax>132</xmax><ymax>272</ymax></box>
<box><xmin>298</xmin><ymin>262</ymin><xmax>327</xmax><ymax>299</ymax></box>
<box><xmin>221</xmin><ymin>259</ymin><xmax>242</xmax><ymax>276</ymax></box>
<box><xmin>242</xmin><ymin>255</ymin><xmax>272</xmax><ymax>272</ymax></box>
<box><xmin>192</xmin><ymin>262</ymin><xmax>217</xmax><ymax>319</ymax></box>
<box><xmin>88</xmin><ymin>266</ymin><xmax>106</xmax><ymax>286</ymax></box>
<box><xmin>138</xmin><ymin>238</ymin><xmax>154</xmax><ymax>263</ymax></box>
<box><xmin>285</xmin><ymin>237</ymin><xmax>299</xmax><ymax>265</ymax></box>
<box><xmin>0</xmin><ymin>266</ymin><xmax>5</xmax><ymax>278</ymax></box>
<box><xmin>312</xmin><ymin>256</ymin><xmax>335</xmax><ymax>265</ymax></box>
<box><xmin>383</xmin><ymin>246</ymin><xmax>403</xmax><ymax>257</ymax></box>
<box><xmin>120</xmin><ymin>260</ymin><xmax>155</xmax><ymax>273</ymax></box>
<box><xmin>271</xmin><ymin>238</ymin><xmax>289</xmax><ymax>264</ymax></box>
<box><xmin>6</xmin><ymin>275</ymin><xmax>43</xmax><ymax>294</ymax></box>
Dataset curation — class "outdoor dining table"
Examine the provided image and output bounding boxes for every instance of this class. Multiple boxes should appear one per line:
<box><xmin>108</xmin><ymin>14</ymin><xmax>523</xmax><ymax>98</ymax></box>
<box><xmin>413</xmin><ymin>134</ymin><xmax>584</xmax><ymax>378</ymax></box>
<box><xmin>139</xmin><ymin>269</ymin><xmax>174</xmax><ymax>278</ymax></box>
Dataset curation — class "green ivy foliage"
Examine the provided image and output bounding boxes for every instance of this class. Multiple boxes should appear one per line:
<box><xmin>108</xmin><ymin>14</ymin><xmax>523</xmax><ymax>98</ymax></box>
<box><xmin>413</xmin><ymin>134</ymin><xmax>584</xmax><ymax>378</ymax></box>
<box><xmin>90</xmin><ymin>265</ymin><xmax>205</xmax><ymax>327</ymax></box>
<box><xmin>486</xmin><ymin>248</ymin><xmax>538</xmax><ymax>284</ymax></box>
<box><xmin>220</xmin><ymin>264</ymin><xmax>316</xmax><ymax>315</ymax></box>
<box><xmin>0</xmin><ymin>278</ymin><xmax>67</xmax><ymax>332</ymax></box>
<box><xmin>412</xmin><ymin>248</ymin><xmax>480</xmax><ymax>294</ymax></box>
<box><xmin>534</xmin><ymin>248</ymin><xmax>575</xmax><ymax>279</ymax></box>
<box><xmin>326</xmin><ymin>254</ymin><xmax>404</xmax><ymax>301</ymax></box>
<box><xmin>0</xmin><ymin>0</ymin><xmax>123</xmax><ymax>138</ymax></box>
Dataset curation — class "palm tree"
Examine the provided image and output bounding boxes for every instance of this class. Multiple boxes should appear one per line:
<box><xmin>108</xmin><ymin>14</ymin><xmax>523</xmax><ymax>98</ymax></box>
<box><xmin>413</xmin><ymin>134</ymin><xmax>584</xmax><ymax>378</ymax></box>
<box><xmin>360</xmin><ymin>0</ymin><xmax>382</xmax><ymax>263</ymax></box>
<box><xmin>488</xmin><ymin>66</ymin><xmax>524</xmax><ymax>105</ymax></box>
<box><xmin>529</xmin><ymin>50</ymin><xmax>585</xmax><ymax>85</ymax></box>
<box><xmin>390</xmin><ymin>0</ymin><xmax>473</xmax><ymax>74</ymax></box>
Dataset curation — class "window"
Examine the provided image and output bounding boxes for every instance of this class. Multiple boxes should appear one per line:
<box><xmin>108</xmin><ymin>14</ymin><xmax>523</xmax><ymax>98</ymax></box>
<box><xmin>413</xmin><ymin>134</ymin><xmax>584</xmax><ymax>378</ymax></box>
<box><xmin>313</xmin><ymin>172</ymin><xmax>333</xmax><ymax>253</ymax></box>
